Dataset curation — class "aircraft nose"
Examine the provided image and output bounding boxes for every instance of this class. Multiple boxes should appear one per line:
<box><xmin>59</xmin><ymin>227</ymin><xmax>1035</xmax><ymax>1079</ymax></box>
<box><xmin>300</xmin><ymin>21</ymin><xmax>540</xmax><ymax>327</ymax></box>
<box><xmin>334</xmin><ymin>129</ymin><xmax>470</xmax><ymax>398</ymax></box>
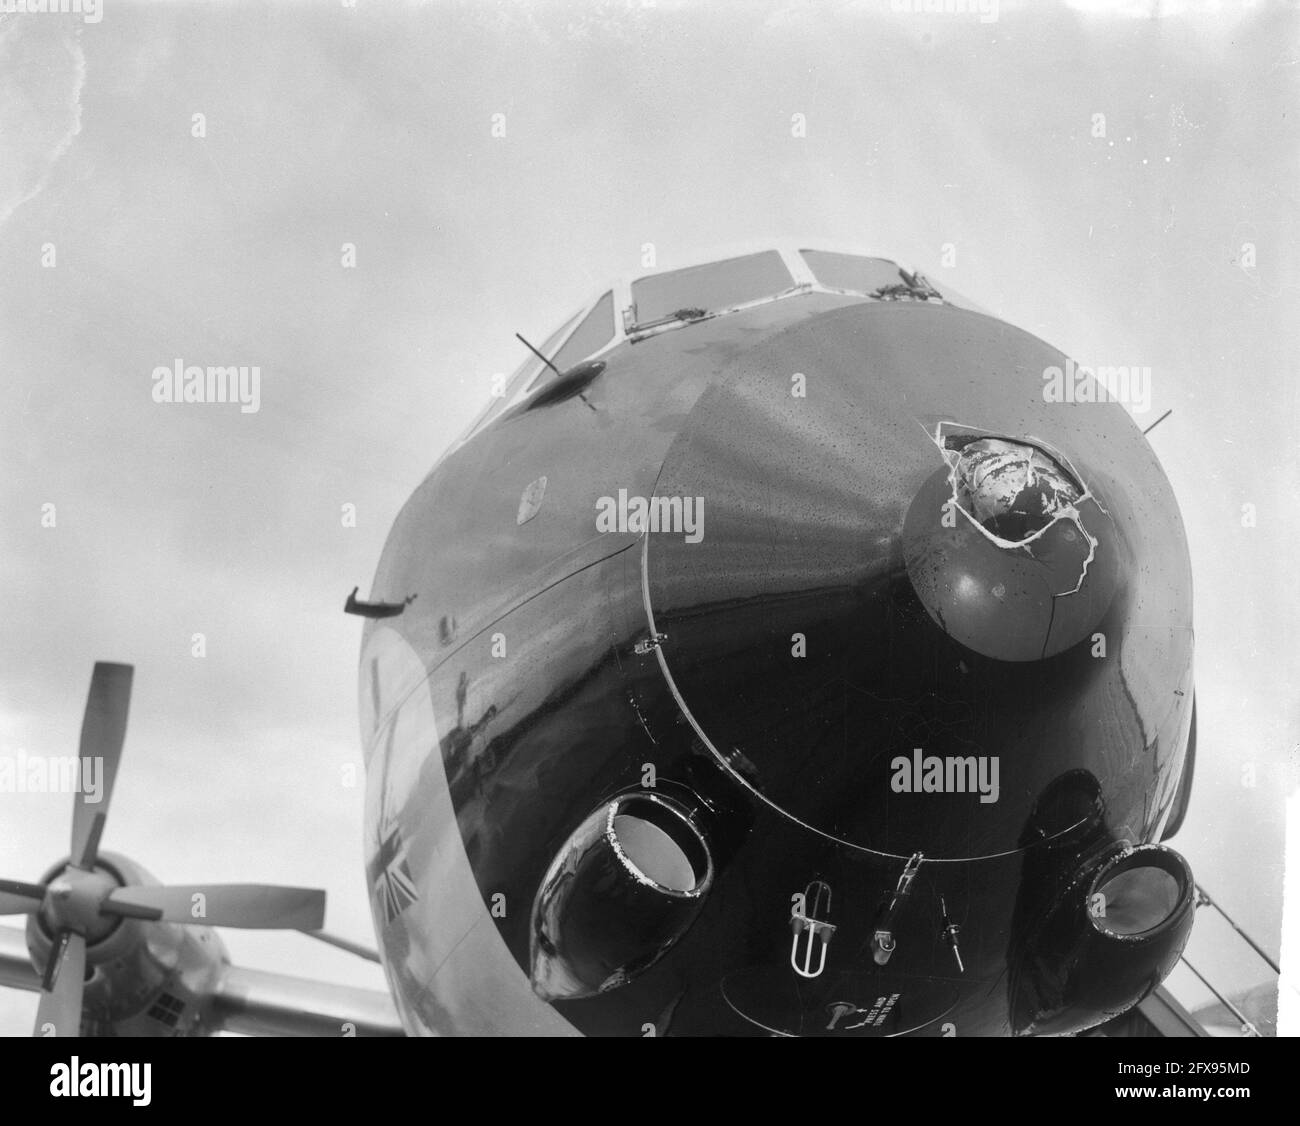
<box><xmin>637</xmin><ymin>299</ymin><xmax>1175</xmax><ymax>859</ymax></box>
<box><xmin>646</xmin><ymin>301</ymin><xmax>1122</xmax><ymax>664</ymax></box>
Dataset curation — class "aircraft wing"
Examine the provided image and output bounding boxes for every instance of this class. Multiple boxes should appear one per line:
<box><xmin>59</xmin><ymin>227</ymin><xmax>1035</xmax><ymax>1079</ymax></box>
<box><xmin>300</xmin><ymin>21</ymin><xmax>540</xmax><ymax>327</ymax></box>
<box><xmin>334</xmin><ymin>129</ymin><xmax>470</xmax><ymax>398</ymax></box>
<box><xmin>211</xmin><ymin>964</ymin><xmax>404</xmax><ymax>1037</ymax></box>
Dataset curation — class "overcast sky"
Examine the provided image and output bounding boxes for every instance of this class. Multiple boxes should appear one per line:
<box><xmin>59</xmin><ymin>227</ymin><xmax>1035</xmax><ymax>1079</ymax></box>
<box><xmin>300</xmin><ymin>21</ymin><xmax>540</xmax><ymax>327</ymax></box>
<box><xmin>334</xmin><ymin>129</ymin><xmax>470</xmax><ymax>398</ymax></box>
<box><xmin>1</xmin><ymin>0</ymin><xmax>1296</xmax><ymax>1036</ymax></box>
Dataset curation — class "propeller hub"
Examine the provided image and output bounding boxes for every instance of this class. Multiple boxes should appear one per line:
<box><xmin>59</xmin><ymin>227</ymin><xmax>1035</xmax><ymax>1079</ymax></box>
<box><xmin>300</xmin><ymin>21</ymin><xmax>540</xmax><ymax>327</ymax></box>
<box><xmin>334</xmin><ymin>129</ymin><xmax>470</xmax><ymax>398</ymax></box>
<box><xmin>40</xmin><ymin>864</ymin><xmax>121</xmax><ymax>943</ymax></box>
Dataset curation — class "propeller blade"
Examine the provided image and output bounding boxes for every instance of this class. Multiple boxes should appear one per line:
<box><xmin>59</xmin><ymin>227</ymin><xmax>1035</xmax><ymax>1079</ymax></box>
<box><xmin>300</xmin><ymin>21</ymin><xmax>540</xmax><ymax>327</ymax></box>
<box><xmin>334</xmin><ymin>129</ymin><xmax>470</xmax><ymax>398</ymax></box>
<box><xmin>104</xmin><ymin>884</ymin><xmax>326</xmax><ymax>930</ymax></box>
<box><xmin>0</xmin><ymin>894</ymin><xmax>41</xmax><ymax>916</ymax></box>
<box><xmin>0</xmin><ymin>879</ymin><xmax>45</xmax><ymax>916</ymax></box>
<box><xmin>70</xmin><ymin>662</ymin><xmax>133</xmax><ymax>870</ymax></box>
<box><xmin>34</xmin><ymin>930</ymin><xmax>86</xmax><ymax>1037</ymax></box>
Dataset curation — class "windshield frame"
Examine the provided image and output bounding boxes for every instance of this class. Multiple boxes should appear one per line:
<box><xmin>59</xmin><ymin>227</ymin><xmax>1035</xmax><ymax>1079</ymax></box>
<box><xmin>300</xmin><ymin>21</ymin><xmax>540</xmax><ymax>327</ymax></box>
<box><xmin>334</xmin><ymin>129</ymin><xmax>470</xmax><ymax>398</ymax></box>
<box><xmin>453</xmin><ymin>243</ymin><xmax>974</xmax><ymax>450</ymax></box>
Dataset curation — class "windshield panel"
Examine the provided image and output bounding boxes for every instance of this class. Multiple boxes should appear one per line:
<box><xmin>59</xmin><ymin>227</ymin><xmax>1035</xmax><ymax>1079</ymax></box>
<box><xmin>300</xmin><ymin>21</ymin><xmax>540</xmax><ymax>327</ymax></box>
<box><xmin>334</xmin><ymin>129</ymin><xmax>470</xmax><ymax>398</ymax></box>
<box><xmin>800</xmin><ymin>249</ymin><xmax>903</xmax><ymax>294</ymax></box>
<box><xmin>550</xmin><ymin>291</ymin><xmax>615</xmax><ymax>373</ymax></box>
<box><xmin>631</xmin><ymin>251</ymin><xmax>793</xmax><ymax>326</ymax></box>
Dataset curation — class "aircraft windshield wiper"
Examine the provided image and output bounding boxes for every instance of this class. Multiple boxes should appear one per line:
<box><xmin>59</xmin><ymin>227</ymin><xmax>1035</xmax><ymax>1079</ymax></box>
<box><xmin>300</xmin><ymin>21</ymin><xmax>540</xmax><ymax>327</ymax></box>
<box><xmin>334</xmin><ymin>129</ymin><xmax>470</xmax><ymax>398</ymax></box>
<box><xmin>872</xmin><ymin>268</ymin><xmax>944</xmax><ymax>302</ymax></box>
<box><xmin>630</xmin><ymin>306</ymin><xmax>710</xmax><ymax>333</ymax></box>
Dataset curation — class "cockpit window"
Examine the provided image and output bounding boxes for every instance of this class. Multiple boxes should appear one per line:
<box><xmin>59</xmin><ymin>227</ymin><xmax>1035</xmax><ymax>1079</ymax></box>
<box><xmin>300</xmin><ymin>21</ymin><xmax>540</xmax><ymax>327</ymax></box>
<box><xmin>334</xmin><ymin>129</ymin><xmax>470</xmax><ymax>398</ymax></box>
<box><xmin>631</xmin><ymin>251</ymin><xmax>794</xmax><ymax>327</ymax></box>
<box><xmin>800</xmin><ymin>249</ymin><xmax>904</xmax><ymax>294</ymax></box>
<box><xmin>548</xmin><ymin>291</ymin><xmax>615</xmax><ymax>375</ymax></box>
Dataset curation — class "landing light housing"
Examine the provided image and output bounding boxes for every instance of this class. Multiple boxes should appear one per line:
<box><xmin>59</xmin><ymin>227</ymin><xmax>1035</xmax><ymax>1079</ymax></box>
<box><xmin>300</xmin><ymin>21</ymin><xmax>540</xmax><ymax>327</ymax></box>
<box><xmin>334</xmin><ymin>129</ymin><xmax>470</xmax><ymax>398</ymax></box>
<box><xmin>529</xmin><ymin>792</ymin><xmax>714</xmax><ymax>1001</ymax></box>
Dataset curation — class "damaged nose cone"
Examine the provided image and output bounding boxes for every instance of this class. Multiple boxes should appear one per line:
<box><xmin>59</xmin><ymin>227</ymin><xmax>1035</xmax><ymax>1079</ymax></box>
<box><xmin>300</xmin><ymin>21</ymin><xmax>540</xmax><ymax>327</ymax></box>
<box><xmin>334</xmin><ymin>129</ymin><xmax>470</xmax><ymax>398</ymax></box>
<box><xmin>903</xmin><ymin>431</ymin><xmax>1120</xmax><ymax>662</ymax></box>
<box><xmin>951</xmin><ymin>438</ymin><xmax>1082</xmax><ymax>543</ymax></box>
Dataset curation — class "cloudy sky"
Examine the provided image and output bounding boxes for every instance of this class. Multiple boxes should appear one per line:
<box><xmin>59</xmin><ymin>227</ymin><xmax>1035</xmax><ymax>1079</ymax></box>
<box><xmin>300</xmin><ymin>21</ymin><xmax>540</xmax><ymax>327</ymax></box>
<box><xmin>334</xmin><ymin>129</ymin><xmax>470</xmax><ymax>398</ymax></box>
<box><xmin>1</xmin><ymin>0</ymin><xmax>1296</xmax><ymax>1035</ymax></box>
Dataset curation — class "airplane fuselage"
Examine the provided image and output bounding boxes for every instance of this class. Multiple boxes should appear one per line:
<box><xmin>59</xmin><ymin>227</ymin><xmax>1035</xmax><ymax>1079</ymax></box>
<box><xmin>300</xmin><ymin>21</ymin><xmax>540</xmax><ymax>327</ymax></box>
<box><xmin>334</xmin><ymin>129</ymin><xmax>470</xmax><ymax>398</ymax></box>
<box><xmin>358</xmin><ymin>257</ymin><xmax>1195</xmax><ymax>1036</ymax></box>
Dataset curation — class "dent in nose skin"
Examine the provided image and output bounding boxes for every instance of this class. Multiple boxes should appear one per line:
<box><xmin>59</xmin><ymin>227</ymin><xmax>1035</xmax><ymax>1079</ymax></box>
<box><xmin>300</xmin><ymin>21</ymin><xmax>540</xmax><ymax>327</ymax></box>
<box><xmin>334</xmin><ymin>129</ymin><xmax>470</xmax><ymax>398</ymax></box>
<box><xmin>903</xmin><ymin>431</ymin><xmax>1120</xmax><ymax>662</ymax></box>
<box><xmin>950</xmin><ymin>437</ymin><xmax>1082</xmax><ymax>543</ymax></box>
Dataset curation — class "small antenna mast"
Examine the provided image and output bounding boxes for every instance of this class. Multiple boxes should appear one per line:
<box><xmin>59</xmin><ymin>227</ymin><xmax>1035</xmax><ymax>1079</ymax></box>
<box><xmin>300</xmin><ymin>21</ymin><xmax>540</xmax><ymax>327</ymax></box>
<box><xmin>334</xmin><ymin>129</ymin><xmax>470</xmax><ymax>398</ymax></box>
<box><xmin>1142</xmin><ymin>408</ymin><xmax>1172</xmax><ymax>436</ymax></box>
<box><xmin>515</xmin><ymin>333</ymin><xmax>562</xmax><ymax>376</ymax></box>
<box><xmin>513</xmin><ymin>330</ymin><xmax>597</xmax><ymax>412</ymax></box>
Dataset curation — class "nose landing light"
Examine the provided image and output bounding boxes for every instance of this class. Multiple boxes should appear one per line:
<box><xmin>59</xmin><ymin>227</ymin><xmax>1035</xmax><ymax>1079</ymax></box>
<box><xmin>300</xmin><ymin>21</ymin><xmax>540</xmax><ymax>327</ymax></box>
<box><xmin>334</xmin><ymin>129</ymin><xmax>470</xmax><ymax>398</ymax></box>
<box><xmin>529</xmin><ymin>793</ymin><xmax>714</xmax><ymax>1001</ymax></box>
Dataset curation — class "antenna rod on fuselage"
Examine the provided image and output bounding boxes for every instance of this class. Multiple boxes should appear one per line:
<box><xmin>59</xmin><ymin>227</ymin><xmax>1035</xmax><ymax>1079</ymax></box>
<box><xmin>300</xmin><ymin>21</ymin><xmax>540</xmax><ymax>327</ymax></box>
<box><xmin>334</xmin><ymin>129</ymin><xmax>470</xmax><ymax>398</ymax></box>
<box><xmin>515</xmin><ymin>332</ymin><xmax>562</xmax><ymax>376</ymax></box>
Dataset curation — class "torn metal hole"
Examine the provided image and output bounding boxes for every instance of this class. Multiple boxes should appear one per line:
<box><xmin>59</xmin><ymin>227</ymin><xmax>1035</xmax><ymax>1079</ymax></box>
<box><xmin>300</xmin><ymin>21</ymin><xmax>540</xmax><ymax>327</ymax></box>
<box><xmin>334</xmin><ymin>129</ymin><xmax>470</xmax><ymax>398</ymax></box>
<box><xmin>944</xmin><ymin>435</ymin><xmax>1083</xmax><ymax>543</ymax></box>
